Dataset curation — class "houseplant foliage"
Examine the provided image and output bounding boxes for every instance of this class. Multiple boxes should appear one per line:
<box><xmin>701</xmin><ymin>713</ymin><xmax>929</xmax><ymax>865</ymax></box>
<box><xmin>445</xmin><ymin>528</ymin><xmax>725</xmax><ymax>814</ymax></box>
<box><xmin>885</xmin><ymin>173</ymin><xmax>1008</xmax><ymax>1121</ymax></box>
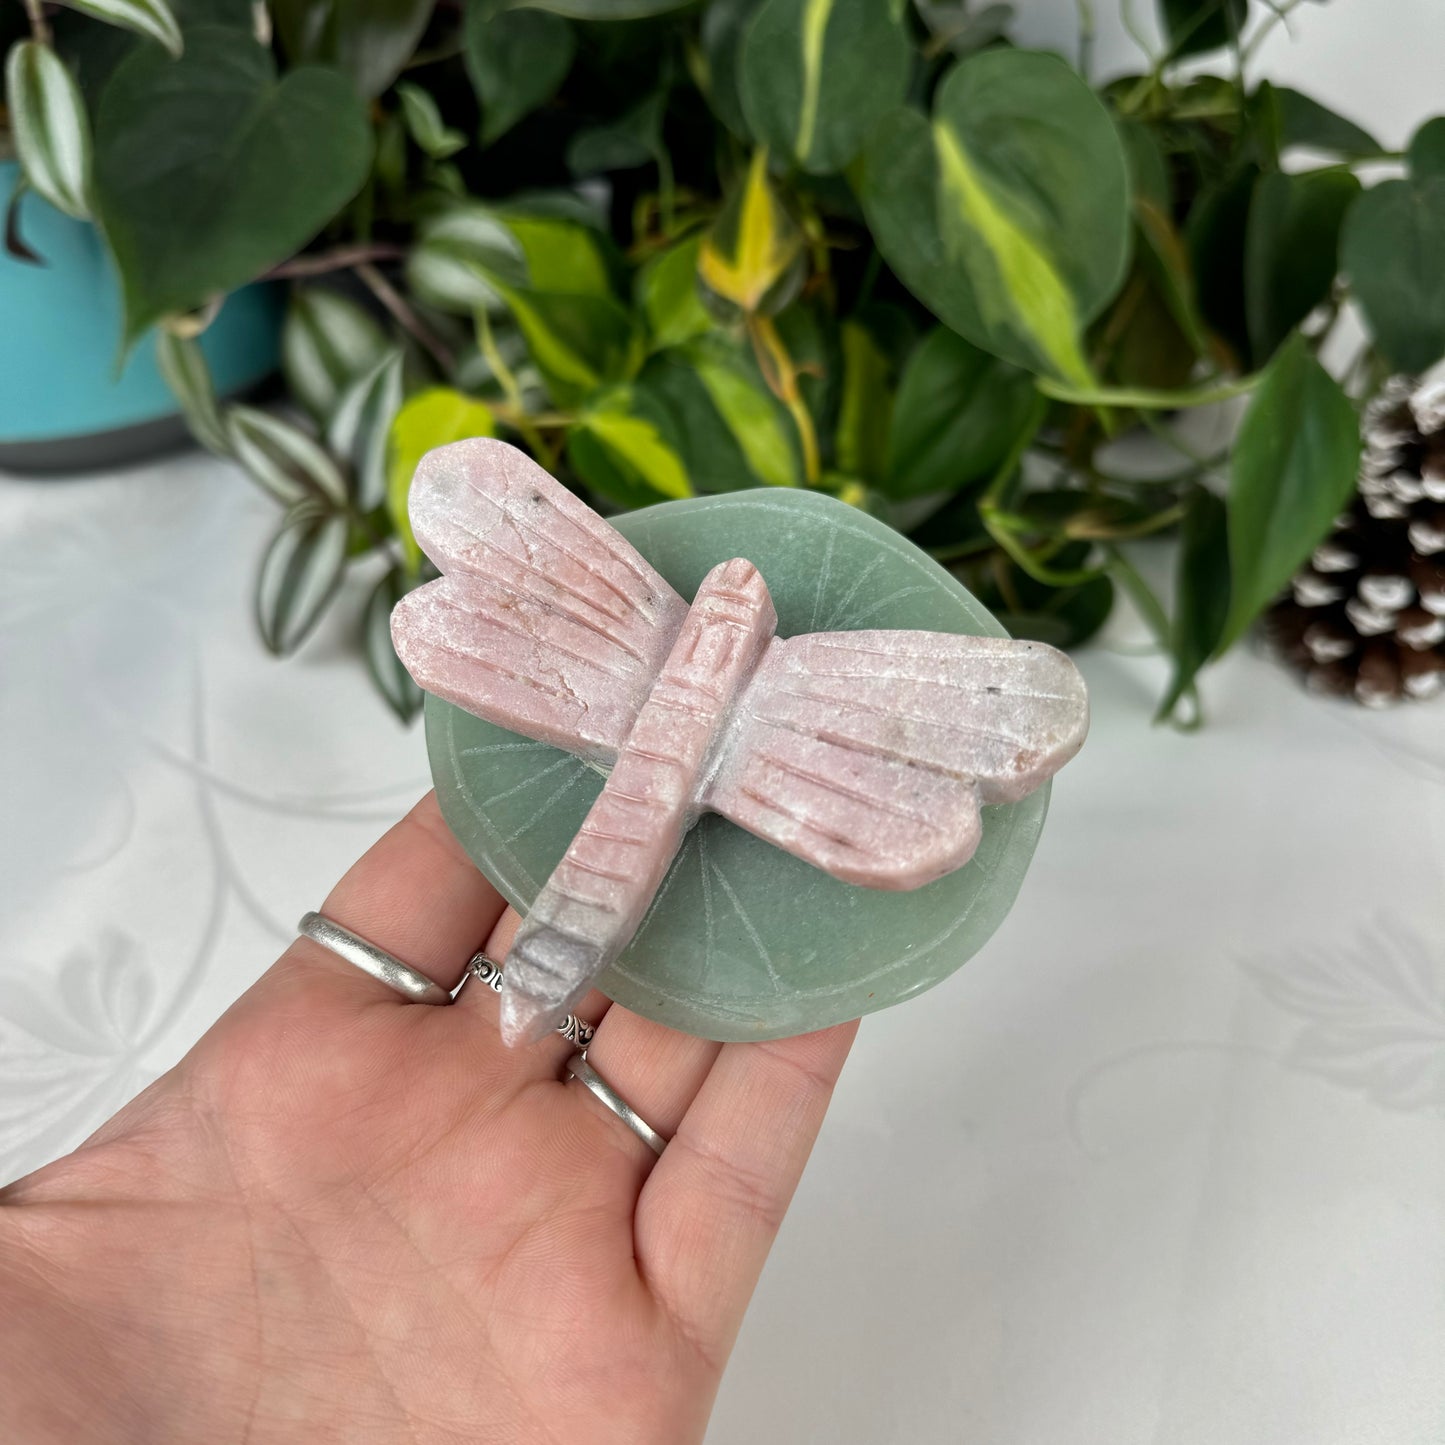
<box><xmin>4</xmin><ymin>0</ymin><xmax>1441</xmax><ymax>722</ymax></box>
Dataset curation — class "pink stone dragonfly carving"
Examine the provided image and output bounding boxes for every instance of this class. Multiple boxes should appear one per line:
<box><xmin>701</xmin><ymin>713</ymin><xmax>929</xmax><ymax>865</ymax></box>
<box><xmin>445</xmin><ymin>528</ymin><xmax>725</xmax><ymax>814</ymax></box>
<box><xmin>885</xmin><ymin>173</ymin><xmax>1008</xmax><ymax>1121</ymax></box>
<box><xmin>392</xmin><ymin>439</ymin><xmax>1089</xmax><ymax>1046</ymax></box>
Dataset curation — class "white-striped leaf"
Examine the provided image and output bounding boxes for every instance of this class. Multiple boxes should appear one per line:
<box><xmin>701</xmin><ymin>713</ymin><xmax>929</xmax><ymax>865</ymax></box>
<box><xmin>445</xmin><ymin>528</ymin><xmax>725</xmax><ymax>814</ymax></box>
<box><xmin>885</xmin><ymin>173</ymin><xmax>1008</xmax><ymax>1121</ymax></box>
<box><xmin>326</xmin><ymin>350</ymin><xmax>404</xmax><ymax>512</ymax></box>
<box><xmin>254</xmin><ymin>507</ymin><xmax>350</xmax><ymax>656</ymax></box>
<box><xmin>5</xmin><ymin>42</ymin><xmax>93</xmax><ymax>221</ymax></box>
<box><xmin>405</xmin><ymin>204</ymin><xmax>525</xmax><ymax>315</ymax></box>
<box><xmin>281</xmin><ymin>286</ymin><xmax>391</xmax><ymax>423</ymax></box>
<box><xmin>740</xmin><ymin>0</ymin><xmax>910</xmax><ymax>175</ymax></box>
<box><xmin>56</xmin><ymin>0</ymin><xmax>183</xmax><ymax>57</ymax></box>
<box><xmin>363</xmin><ymin>566</ymin><xmax>425</xmax><ymax>723</ymax></box>
<box><xmin>156</xmin><ymin>331</ymin><xmax>230</xmax><ymax>455</ymax></box>
<box><xmin>227</xmin><ymin>405</ymin><xmax>351</xmax><ymax>507</ymax></box>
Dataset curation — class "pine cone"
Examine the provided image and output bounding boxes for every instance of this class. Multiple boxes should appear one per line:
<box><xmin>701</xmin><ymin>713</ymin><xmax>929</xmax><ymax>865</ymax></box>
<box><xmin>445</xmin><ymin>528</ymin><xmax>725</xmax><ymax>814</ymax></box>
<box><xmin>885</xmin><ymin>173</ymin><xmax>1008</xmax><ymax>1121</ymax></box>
<box><xmin>1266</xmin><ymin>363</ymin><xmax>1445</xmax><ymax>706</ymax></box>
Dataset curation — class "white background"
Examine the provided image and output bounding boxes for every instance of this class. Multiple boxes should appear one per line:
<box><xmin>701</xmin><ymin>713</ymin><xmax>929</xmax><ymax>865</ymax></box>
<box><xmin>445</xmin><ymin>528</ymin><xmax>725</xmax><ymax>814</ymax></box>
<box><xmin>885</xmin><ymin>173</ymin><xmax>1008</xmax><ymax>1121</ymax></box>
<box><xmin>5</xmin><ymin>4</ymin><xmax>1445</xmax><ymax>1441</ymax></box>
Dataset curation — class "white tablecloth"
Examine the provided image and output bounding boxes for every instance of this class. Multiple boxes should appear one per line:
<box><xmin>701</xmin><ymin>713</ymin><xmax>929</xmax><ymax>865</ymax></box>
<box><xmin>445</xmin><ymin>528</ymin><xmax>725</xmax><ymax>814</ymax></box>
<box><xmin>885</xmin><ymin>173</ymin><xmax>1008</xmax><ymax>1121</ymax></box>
<box><xmin>3</xmin><ymin>454</ymin><xmax>1443</xmax><ymax>1444</ymax></box>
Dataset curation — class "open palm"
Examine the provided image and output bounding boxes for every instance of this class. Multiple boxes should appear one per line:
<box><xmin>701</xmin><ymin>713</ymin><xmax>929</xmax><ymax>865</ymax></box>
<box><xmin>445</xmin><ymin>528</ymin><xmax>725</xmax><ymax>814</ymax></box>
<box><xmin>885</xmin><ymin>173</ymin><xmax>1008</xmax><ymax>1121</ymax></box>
<box><xmin>0</xmin><ymin>795</ymin><xmax>856</xmax><ymax>1445</ymax></box>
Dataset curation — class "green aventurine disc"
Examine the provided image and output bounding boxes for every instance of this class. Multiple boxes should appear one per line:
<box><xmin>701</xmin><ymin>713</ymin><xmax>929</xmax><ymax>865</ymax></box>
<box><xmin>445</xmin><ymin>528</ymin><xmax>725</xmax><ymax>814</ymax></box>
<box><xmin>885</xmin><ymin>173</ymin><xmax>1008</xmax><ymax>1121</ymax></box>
<box><xmin>427</xmin><ymin>487</ymin><xmax>1050</xmax><ymax>1041</ymax></box>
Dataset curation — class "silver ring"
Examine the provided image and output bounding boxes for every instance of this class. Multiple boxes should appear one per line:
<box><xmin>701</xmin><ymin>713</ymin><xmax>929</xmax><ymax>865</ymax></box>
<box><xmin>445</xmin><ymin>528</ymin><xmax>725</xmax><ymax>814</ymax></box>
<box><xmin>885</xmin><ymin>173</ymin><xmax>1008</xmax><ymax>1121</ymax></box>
<box><xmin>297</xmin><ymin>912</ymin><xmax>452</xmax><ymax>1005</ymax></box>
<box><xmin>564</xmin><ymin>1050</ymin><xmax>668</xmax><ymax>1157</ymax></box>
<box><xmin>468</xmin><ymin>955</ymin><xmax>595</xmax><ymax>1048</ymax></box>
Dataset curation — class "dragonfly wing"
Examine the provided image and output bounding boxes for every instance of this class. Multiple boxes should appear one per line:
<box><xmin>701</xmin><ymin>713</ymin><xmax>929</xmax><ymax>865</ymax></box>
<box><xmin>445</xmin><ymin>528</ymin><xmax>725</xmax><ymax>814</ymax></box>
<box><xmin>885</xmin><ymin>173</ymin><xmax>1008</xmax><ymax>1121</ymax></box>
<box><xmin>704</xmin><ymin>631</ymin><xmax>1088</xmax><ymax>889</ymax></box>
<box><xmin>391</xmin><ymin>438</ymin><xmax>689</xmax><ymax>762</ymax></box>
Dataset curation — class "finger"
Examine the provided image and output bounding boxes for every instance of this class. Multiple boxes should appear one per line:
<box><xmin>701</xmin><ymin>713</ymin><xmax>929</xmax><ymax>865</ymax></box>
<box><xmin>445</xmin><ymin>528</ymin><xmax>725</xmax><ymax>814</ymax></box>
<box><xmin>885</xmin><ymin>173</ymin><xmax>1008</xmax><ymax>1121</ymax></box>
<box><xmin>455</xmin><ymin>905</ymin><xmax>612</xmax><ymax>1078</ymax></box>
<box><xmin>572</xmin><ymin>1006</ymin><xmax>721</xmax><ymax>1161</ymax></box>
<box><xmin>634</xmin><ymin>1020</ymin><xmax>859</xmax><ymax>1360</ymax></box>
<box><xmin>276</xmin><ymin>792</ymin><xmax>509</xmax><ymax>1010</ymax></box>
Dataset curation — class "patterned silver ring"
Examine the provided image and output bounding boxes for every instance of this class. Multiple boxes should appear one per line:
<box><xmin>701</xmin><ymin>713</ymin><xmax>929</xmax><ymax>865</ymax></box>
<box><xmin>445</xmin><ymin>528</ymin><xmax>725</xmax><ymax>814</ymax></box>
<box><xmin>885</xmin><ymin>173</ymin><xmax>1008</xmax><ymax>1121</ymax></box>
<box><xmin>298</xmin><ymin>912</ymin><xmax>453</xmax><ymax>1005</ymax></box>
<box><xmin>564</xmin><ymin>1049</ymin><xmax>668</xmax><ymax>1157</ymax></box>
<box><xmin>468</xmin><ymin>954</ymin><xmax>595</xmax><ymax>1047</ymax></box>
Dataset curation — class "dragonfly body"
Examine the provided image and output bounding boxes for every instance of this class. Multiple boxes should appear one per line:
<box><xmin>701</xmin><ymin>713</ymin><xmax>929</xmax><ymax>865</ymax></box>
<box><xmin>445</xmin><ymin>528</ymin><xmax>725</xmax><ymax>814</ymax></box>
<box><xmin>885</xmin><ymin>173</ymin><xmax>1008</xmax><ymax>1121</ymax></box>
<box><xmin>392</xmin><ymin>439</ymin><xmax>1090</xmax><ymax>1047</ymax></box>
<box><xmin>501</xmin><ymin>558</ymin><xmax>776</xmax><ymax>1044</ymax></box>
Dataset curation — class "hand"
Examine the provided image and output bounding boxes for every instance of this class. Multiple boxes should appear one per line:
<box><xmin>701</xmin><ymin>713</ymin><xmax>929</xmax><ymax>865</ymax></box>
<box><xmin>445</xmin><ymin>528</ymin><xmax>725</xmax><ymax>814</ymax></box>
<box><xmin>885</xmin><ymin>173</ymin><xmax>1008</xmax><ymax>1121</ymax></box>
<box><xmin>0</xmin><ymin>794</ymin><xmax>857</xmax><ymax>1445</ymax></box>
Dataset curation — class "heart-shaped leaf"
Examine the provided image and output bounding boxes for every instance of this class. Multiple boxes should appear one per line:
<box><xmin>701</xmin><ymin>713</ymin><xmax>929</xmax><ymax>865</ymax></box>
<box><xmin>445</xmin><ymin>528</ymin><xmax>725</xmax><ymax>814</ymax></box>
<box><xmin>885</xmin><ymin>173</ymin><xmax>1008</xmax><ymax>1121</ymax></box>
<box><xmin>464</xmin><ymin>0</ymin><xmax>575</xmax><ymax>145</ymax></box>
<box><xmin>1244</xmin><ymin>168</ymin><xmax>1359</xmax><ymax>362</ymax></box>
<box><xmin>271</xmin><ymin>0</ymin><xmax>433</xmax><ymax>99</ymax></box>
<box><xmin>94</xmin><ymin>26</ymin><xmax>372</xmax><ymax>341</ymax></box>
<box><xmin>396</xmin><ymin>81</ymin><xmax>466</xmax><ymax>159</ymax></box>
<box><xmin>636</xmin><ymin>231</ymin><xmax>712</xmax><ymax>351</ymax></box>
<box><xmin>859</xmin><ymin>50</ymin><xmax>1131</xmax><ymax>382</ymax></box>
<box><xmin>1341</xmin><ymin>122</ymin><xmax>1445</xmax><ymax>373</ymax></box>
<box><xmin>6</xmin><ymin>41</ymin><xmax>93</xmax><ymax>221</ymax></box>
<box><xmin>883</xmin><ymin>327</ymin><xmax>1036</xmax><ymax>499</ymax></box>
<box><xmin>1158</xmin><ymin>486</ymin><xmax>1228</xmax><ymax>723</ymax></box>
<box><xmin>698</xmin><ymin>148</ymin><xmax>805</xmax><ymax>316</ymax></box>
<box><xmin>568</xmin><ymin>387</ymin><xmax>695</xmax><ymax>508</ymax></box>
<box><xmin>739</xmin><ymin>0</ymin><xmax>910</xmax><ymax>175</ymax></box>
<box><xmin>57</xmin><ymin>0</ymin><xmax>183</xmax><ymax>55</ymax></box>
<box><xmin>1220</xmin><ymin>334</ymin><xmax>1360</xmax><ymax>652</ymax></box>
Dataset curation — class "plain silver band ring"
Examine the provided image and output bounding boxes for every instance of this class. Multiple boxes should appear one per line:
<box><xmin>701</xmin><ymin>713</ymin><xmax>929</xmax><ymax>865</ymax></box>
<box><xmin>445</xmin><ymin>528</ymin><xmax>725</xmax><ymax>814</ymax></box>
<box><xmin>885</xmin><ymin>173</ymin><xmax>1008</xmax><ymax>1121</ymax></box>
<box><xmin>298</xmin><ymin>912</ymin><xmax>453</xmax><ymax>1005</ymax></box>
<box><xmin>565</xmin><ymin>1050</ymin><xmax>668</xmax><ymax>1156</ymax></box>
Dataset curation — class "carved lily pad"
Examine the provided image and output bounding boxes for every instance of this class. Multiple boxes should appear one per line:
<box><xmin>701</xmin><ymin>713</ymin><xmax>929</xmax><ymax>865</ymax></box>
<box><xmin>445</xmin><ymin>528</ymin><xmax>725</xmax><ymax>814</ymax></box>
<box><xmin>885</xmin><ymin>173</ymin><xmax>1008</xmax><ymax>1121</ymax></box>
<box><xmin>427</xmin><ymin>488</ymin><xmax>1052</xmax><ymax>1040</ymax></box>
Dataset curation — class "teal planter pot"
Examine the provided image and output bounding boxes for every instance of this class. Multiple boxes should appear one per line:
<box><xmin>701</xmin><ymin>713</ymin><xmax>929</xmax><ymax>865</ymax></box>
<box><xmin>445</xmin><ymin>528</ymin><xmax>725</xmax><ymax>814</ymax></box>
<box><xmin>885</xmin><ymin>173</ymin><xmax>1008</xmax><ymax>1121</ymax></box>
<box><xmin>0</xmin><ymin>162</ymin><xmax>284</xmax><ymax>473</ymax></box>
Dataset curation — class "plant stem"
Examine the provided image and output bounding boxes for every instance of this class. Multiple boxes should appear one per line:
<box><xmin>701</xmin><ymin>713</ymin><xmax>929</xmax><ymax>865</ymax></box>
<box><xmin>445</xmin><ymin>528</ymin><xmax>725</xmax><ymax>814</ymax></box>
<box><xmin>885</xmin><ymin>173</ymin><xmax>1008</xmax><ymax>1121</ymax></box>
<box><xmin>747</xmin><ymin>314</ymin><xmax>820</xmax><ymax>484</ymax></box>
<box><xmin>356</xmin><ymin>262</ymin><xmax>457</xmax><ymax>374</ymax></box>
<box><xmin>266</xmin><ymin>243</ymin><xmax>407</xmax><ymax>280</ymax></box>
<box><xmin>22</xmin><ymin>0</ymin><xmax>50</xmax><ymax>44</ymax></box>
<box><xmin>477</xmin><ymin>310</ymin><xmax>551</xmax><ymax>464</ymax></box>
<box><xmin>1034</xmin><ymin>372</ymin><xmax>1260</xmax><ymax>411</ymax></box>
<box><xmin>1075</xmin><ymin>0</ymin><xmax>1095</xmax><ymax>78</ymax></box>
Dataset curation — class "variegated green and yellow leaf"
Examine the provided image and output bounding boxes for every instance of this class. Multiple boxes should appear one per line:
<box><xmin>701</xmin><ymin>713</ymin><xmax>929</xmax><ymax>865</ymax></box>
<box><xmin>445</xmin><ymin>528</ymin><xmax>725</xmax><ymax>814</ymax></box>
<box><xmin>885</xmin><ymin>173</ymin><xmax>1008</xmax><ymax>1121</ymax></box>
<box><xmin>697</xmin><ymin>149</ymin><xmax>804</xmax><ymax>315</ymax></box>
<box><xmin>740</xmin><ymin>0</ymin><xmax>909</xmax><ymax>175</ymax></box>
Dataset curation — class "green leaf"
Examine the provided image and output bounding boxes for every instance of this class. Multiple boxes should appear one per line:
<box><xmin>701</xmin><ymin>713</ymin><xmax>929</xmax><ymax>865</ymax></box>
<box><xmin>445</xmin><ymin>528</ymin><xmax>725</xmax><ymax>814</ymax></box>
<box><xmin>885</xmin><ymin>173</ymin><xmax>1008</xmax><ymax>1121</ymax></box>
<box><xmin>255</xmin><ymin>506</ymin><xmax>350</xmax><ymax>655</ymax></box>
<box><xmin>93</xmin><ymin>27</ymin><xmax>372</xmax><ymax>342</ymax></box>
<box><xmin>1341</xmin><ymin>152</ymin><xmax>1445</xmax><ymax>373</ymax></box>
<box><xmin>1409</xmin><ymin>117</ymin><xmax>1445</xmax><ymax>180</ymax></box>
<box><xmin>387</xmin><ymin>387</ymin><xmax>496</xmax><ymax>570</ymax></box>
<box><xmin>698</xmin><ymin>148</ymin><xmax>806</xmax><ymax>316</ymax></box>
<box><xmin>511</xmin><ymin>0</ymin><xmax>692</xmax><ymax>15</ymax></box>
<box><xmin>270</xmin><ymin>0</ymin><xmax>433</xmax><ymax>99</ymax></box>
<box><xmin>739</xmin><ymin>0</ymin><xmax>910</xmax><ymax>175</ymax></box>
<box><xmin>913</xmin><ymin>1</ymin><xmax>1014</xmax><ymax>59</ymax></box>
<box><xmin>834</xmin><ymin>320</ymin><xmax>892</xmax><ymax>483</ymax></box>
<box><xmin>156</xmin><ymin>330</ymin><xmax>230</xmax><ymax>454</ymax></box>
<box><xmin>1187</xmin><ymin>162</ymin><xmax>1258</xmax><ymax>368</ymax></box>
<box><xmin>698</xmin><ymin>0</ymin><xmax>763</xmax><ymax>139</ymax></box>
<box><xmin>500</xmin><ymin>212</ymin><xmax>613</xmax><ymax>297</ymax></box>
<box><xmin>567</xmin><ymin>91</ymin><xmax>666</xmax><ymax>176</ymax></box>
<box><xmin>1157</xmin><ymin>0</ymin><xmax>1246</xmax><ymax>59</ymax></box>
<box><xmin>638</xmin><ymin>343</ymin><xmax>800</xmax><ymax>491</ymax></box>
<box><xmin>227</xmin><ymin>405</ymin><xmax>351</xmax><ymax>507</ymax></box>
<box><xmin>859</xmin><ymin>50</ymin><xmax>1131</xmax><ymax>383</ymax></box>
<box><xmin>56</xmin><ymin>0</ymin><xmax>183</xmax><ymax>56</ymax></box>
<box><xmin>883</xmin><ymin>327</ymin><xmax>1036</xmax><ymax>499</ymax></box>
<box><xmin>405</xmin><ymin>204</ymin><xmax>526</xmax><ymax>315</ymax></box>
<box><xmin>364</xmin><ymin>565</ymin><xmax>425</xmax><ymax>723</ymax></box>
<box><xmin>396</xmin><ymin>81</ymin><xmax>466</xmax><ymax>159</ymax></box>
<box><xmin>1157</xmin><ymin>487</ymin><xmax>1228</xmax><ymax>721</ymax></box>
<box><xmin>1220</xmin><ymin>335</ymin><xmax>1359</xmax><ymax>651</ymax></box>
<box><xmin>636</xmin><ymin>231</ymin><xmax>712</xmax><ymax>350</ymax></box>
<box><xmin>1268</xmin><ymin>85</ymin><xmax>1382</xmax><ymax>159</ymax></box>
<box><xmin>498</xmin><ymin>285</ymin><xmax>639</xmax><ymax>407</ymax></box>
<box><xmin>326</xmin><ymin>349</ymin><xmax>404</xmax><ymax>512</ymax></box>
<box><xmin>568</xmin><ymin>389</ymin><xmax>695</xmax><ymax>508</ymax></box>
<box><xmin>281</xmin><ymin>286</ymin><xmax>391</xmax><ymax>423</ymax></box>
<box><xmin>6</xmin><ymin>42</ymin><xmax>92</xmax><ymax>221</ymax></box>
<box><xmin>464</xmin><ymin>1</ymin><xmax>575</xmax><ymax>146</ymax></box>
<box><xmin>1244</xmin><ymin>168</ymin><xmax>1359</xmax><ymax>361</ymax></box>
